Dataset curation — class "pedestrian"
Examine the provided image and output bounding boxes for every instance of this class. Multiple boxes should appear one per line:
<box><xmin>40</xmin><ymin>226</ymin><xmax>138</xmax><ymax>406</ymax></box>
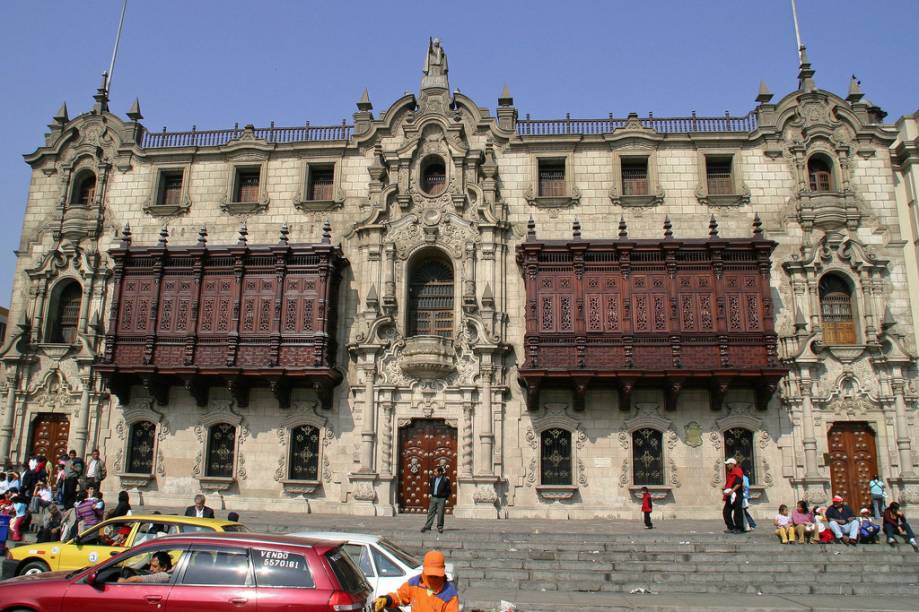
<box><xmin>6</xmin><ymin>472</ymin><xmax>21</xmax><ymax>494</ymax></box>
<box><xmin>9</xmin><ymin>489</ymin><xmax>28</xmax><ymax>542</ymax></box>
<box><xmin>373</xmin><ymin>550</ymin><xmax>459</xmax><ymax>612</ymax></box>
<box><xmin>60</xmin><ymin>501</ymin><xmax>80</xmax><ymax>542</ymax></box>
<box><xmin>184</xmin><ymin>494</ymin><xmax>215</xmax><ymax>518</ymax></box>
<box><xmin>868</xmin><ymin>474</ymin><xmax>886</xmax><ymax>519</ymax></box>
<box><xmin>420</xmin><ymin>465</ymin><xmax>451</xmax><ymax>534</ymax></box>
<box><xmin>826</xmin><ymin>495</ymin><xmax>859</xmax><ymax>545</ymax></box>
<box><xmin>227</xmin><ymin>511</ymin><xmax>240</xmax><ymax>522</ymax></box>
<box><xmin>36</xmin><ymin>502</ymin><xmax>63</xmax><ymax>542</ymax></box>
<box><xmin>773</xmin><ymin>504</ymin><xmax>795</xmax><ymax>544</ymax></box>
<box><xmin>29</xmin><ymin>479</ymin><xmax>53</xmax><ymax>515</ymax></box>
<box><xmin>791</xmin><ymin>500</ymin><xmax>817</xmax><ymax>544</ymax></box>
<box><xmin>0</xmin><ymin>472</ymin><xmax>7</xmax><ymax>495</ymax></box>
<box><xmin>53</xmin><ymin>464</ymin><xmax>65</xmax><ymax>504</ymax></box>
<box><xmin>721</xmin><ymin>457</ymin><xmax>745</xmax><ymax>534</ymax></box>
<box><xmin>84</xmin><ymin>448</ymin><xmax>107</xmax><ymax>491</ymax></box>
<box><xmin>75</xmin><ymin>486</ymin><xmax>103</xmax><ymax>530</ymax></box>
<box><xmin>640</xmin><ymin>486</ymin><xmax>653</xmax><ymax>529</ymax></box>
<box><xmin>62</xmin><ymin>450</ymin><xmax>83</xmax><ymax>509</ymax></box>
<box><xmin>106</xmin><ymin>490</ymin><xmax>131</xmax><ymax>519</ymax></box>
<box><xmin>857</xmin><ymin>508</ymin><xmax>880</xmax><ymax>543</ymax></box>
<box><xmin>741</xmin><ymin>473</ymin><xmax>757</xmax><ymax>531</ymax></box>
<box><xmin>883</xmin><ymin>502</ymin><xmax>919</xmax><ymax>551</ymax></box>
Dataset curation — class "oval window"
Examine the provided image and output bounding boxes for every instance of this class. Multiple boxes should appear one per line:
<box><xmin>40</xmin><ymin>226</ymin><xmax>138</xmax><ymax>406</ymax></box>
<box><xmin>420</xmin><ymin>156</ymin><xmax>447</xmax><ymax>196</ymax></box>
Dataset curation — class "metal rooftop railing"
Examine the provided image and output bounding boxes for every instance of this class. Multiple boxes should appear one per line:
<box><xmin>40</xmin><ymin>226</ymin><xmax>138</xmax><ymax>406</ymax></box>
<box><xmin>142</xmin><ymin>123</ymin><xmax>353</xmax><ymax>148</ymax></box>
<box><xmin>516</xmin><ymin>112</ymin><xmax>758</xmax><ymax>136</ymax></box>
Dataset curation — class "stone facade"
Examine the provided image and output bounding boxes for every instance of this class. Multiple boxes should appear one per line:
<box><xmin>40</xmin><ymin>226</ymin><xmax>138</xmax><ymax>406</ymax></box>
<box><xmin>1</xmin><ymin>42</ymin><xmax>917</xmax><ymax>518</ymax></box>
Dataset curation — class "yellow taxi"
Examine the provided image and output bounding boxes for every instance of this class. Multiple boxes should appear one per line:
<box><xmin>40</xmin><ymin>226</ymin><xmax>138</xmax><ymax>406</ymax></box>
<box><xmin>2</xmin><ymin>514</ymin><xmax>246</xmax><ymax>578</ymax></box>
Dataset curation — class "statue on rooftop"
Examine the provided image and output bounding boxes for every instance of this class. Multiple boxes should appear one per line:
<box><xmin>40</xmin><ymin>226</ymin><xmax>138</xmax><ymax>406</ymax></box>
<box><xmin>422</xmin><ymin>37</ymin><xmax>449</xmax><ymax>90</ymax></box>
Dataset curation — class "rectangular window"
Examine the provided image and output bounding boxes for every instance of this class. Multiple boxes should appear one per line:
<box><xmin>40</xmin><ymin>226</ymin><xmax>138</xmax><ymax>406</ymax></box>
<box><xmin>181</xmin><ymin>549</ymin><xmax>251</xmax><ymax>586</ymax></box>
<box><xmin>538</xmin><ymin>159</ymin><xmax>566</xmax><ymax>197</ymax></box>
<box><xmin>307</xmin><ymin>166</ymin><xmax>334</xmax><ymax>201</ymax></box>
<box><xmin>706</xmin><ymin>157</ymin><xmax>733</xmax><ymax>195</ymax></box>
<box><xmin>158</xmin><ymin>171</ymin><xmax>184</xmax><ymax>205</ymax></box>
<box><xmin>252</xmin><ymin>549</ymin><xmax>314</xmax><ymax>588</ymax></box>
<box><xmin>621</xmin><ymin>158</ymin><xmax>649</xmax><ymax>196</ymax></box>
<box><xmin>235</xmin><ymin>168</ymin><xmax>261</xmax><ymax>202</ymax></box>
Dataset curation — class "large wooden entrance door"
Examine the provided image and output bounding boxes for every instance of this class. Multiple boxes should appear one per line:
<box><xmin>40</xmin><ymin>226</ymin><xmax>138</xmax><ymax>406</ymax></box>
<box><xmin>29</xmin><ymin>414</ymin><xmax>70</xmax><ymax>461</ymax></box>
<box><xmin>827</xmin><ymin>422</ymin><xmax>878</xmax><ymax>512</ymax></box>
<box><xmin>398</xmin><ymin>420</ymin><xmax>458</xmax><ymax>514</ymax></box>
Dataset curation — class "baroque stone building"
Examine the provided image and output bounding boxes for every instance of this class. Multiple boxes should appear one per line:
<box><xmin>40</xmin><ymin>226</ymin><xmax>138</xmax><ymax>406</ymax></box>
<box><xmin>2</xmin><ymin>41</ymin><xmax>918</xmax><ymax>518</ymax></box>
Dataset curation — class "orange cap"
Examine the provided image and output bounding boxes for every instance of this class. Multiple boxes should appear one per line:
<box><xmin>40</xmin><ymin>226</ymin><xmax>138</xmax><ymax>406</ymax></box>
<box><xmin>422</xmin><ymin>550</ymin><xmax>446</xmax><ymax>577</ymax></box>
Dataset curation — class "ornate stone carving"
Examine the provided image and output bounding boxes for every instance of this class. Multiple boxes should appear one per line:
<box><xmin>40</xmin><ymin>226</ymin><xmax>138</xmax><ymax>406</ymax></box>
<box><xmin>473</xmin><ymin>485</ymin><xmax>498</xmax><ymax>504</ymax></box>
<box><xmin>684</xmin><ymin>422</ymin><xmax>703</xmax><ymax>448</ymax></box>
<box><xmin>353</xmin><ymin>482</ymin><xmax>376</xmax><ymax>502</ymax></box>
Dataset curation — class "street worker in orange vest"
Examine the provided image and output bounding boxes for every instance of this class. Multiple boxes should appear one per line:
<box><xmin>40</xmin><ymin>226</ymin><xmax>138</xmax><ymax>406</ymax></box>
<box><xmin>374</xmin><ymin>550</ymin><xmax>460</xmax><ymax>612</ymax></box>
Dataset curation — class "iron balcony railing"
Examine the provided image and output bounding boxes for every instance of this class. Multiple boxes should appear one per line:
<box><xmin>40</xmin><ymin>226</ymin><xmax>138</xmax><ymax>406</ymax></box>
<box><xmin>516</xmin><ymin>112</ymin><xmax>758</xmax><ymax>136</ymax></box>
<box><xmin>142</xmin><ymin>123</ymin><xmax>353</xmax><ymax>148</ymax></box>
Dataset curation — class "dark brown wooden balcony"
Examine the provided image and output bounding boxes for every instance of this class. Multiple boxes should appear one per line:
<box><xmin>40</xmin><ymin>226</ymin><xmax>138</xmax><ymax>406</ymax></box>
<box><xmin>95</xmin><ymin>224</ymin><xmax>347</xmax><ymax>409</ymax></box>
<box><xmin>516</xmin><ymin>217</ymin><xmax>786</xmax><ymax>411</ymax></box>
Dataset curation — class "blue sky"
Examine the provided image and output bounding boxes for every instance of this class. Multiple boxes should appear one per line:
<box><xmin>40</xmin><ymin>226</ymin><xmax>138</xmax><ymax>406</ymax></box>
<box><xmin>0</xmin><ymin>0</ymin><xmax>916</xmax><ymax>304</ymax></box>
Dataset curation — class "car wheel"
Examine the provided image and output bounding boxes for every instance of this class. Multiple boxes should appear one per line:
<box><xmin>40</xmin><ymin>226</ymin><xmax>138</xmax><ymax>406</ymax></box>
<box><xmin>18</xmin><ymin>560</ymin><xmax>50</xmax><ymax>576</ymax></box>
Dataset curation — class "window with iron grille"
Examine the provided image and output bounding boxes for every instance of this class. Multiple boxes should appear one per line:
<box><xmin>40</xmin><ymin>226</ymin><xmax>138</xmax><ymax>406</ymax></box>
<box><xmin>621</xmin><ymin>158</ymin><xmax>649</xmax><ymax>196</ymax></box>
<box><xmin>808</xmin><ymin>156</ymin><xmax>833</xmax><ymax>192</ymax></box>
<box><xmin>407</xmin><ymin>259</ymin><xmax>454</xmax><ymax>337</ymax></box>
<box><xmin>421</xmin><ymin>157</ymin><xmax>447</xmax><ymax>196</ymax></box>
<box><xmin>235</xmin><ymin>168</ymin><xmax>261</xmax><ymax>202</ymax></box>
<box><xmin>127</xmin><ymin>421</ymin><xmax>156</xmax><ymax>474</ymax></box>
<box><xmin>206</xmin><ymin>423</ymin><xmax>236</xmax><ymax>478</ymax></box>
<box><xmin>706</xmin><ymin>157</ymin><xmax>734</xmax><ymax>195</ymax></box>
<box><xmin>288</xmin><ymin>424</ymin><xmax>321</xmax><ymax>481</ymax></box>
<box><xmin>819</xmin><ymin>274</ymin><xmax>856</xmax><ymax>344</ymax></box>
<box><xmin>307</xmin><ymin>166</ymin><xmax>334</xmax><ymax>201</ymax></box>
<box><xmin>724</xmin><ymin>427</ymin><xmax>755</xmax><ymax>484</ymax></box>
<box><xmin>632</xmin><ymin>428</ymin><xmax>663</xmax><ymax>485</ymax></box>
<box><xmin>158</xmin><ymin>171</ymin><xmax>184</xmax><ymax>206</ymax></box>
<box><xmin>540</xmin><ymin>428</ymin><xmax>572</xmax><ymax>485</ymax></box>
<box><xmin>48</xmin><ymin>281</ymin><xmax>82</xmax><ymax>343</ymax></box>
<box><xmin>73</xmin><ymin>173</ymin><xmax>96</xmax><ymax>206</ymax></box>
<box><xmin>538</xmin><ymin>159</ymin><xmax>566</xmax><ymax>197</ymax></box>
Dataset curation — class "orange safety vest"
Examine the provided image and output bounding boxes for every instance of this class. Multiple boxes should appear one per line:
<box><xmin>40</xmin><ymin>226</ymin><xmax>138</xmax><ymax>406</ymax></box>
<box><xmin>388</xmin><ymin>574</ymin><xmax>460</xmax><ymax>612</ymax></box>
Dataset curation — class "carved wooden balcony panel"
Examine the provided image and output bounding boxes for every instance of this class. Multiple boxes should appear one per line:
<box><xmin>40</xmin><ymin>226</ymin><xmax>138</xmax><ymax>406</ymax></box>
<box><xmin>516</xmin><ymin>228</ymin><xmax>786</xmax><ymax>411</ymax></box>
<box><xmin>96</xmin><ymin>240</ymin><xmax>347</xmax><ymax>409</ymax></box>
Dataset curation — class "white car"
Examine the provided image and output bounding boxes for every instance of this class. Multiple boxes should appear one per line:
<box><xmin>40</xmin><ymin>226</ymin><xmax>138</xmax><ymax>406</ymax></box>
<box><xmin>288</xmin><ymin>531</ymin><xmax>458</xmax><ymax>605</ymax></box>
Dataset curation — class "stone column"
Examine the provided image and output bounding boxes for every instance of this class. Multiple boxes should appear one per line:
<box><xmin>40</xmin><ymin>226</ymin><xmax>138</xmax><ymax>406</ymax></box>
<box><xmin>0</xmin><ymin>372</ymin><xmax>19</xmax><ymax>467</ymax></box>
<box><xmin>892</xmin><ymin>377</ymin><xmax>916</xmax><ymax>478</ymax></box>
<box><xmin>73</xmin><ymin>371</ymin><xmax>93</xmax><ymax>456</ymax></box>
<box><xmin>379</xmin><ymin>400</ymin><xmax>394</xmax><ymax>479</ymax></box>
<box><xmin>799</xmin><ymin>371</ymin><xmax>820</xmax><ymax>479</ymax></box>
<box><xmin>358</xmin><ymin>365</ymin><xmax>376</xmax><ymax>473</ymax></box>
<box><xmin>461</xmin><ymin>399</ymin><xmax>473</xmax><ymax>478</ymax></box>
<box><xmin>383</xmin><ymin>243</ymin><xmax>396</xmax><ymax>310</ymax></box>
<box><xmin>77</xmin><ymin>281</ymin><xmax>93</xmax><ymax>334</ymax></box>
<box><xmin>857</xmin><ymin>269</ymin><xmax>876</xmax><ymax>340</ymax></box>
<box><xmin>806</xmin><ymin>274</ymin><xmax>820</xmax><ymax>330</ymax></box>
<box><xmin>478</xmin><ymin>365</ymin><xmax>495</xmax><ymax>476</ymax></box>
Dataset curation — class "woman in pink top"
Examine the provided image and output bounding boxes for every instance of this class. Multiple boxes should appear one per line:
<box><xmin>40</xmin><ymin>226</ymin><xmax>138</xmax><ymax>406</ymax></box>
<box><xmin>791</xmin><ymin>500</ymin><xmax>817</xmax><ymax>544</ymax></box>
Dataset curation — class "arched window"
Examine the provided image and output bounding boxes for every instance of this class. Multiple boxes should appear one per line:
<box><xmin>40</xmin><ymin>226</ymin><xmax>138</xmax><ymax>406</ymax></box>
<box><xmin>632</xmin><ymin>428</ymin><xmax>663</xmax><ymax>485</ymax></box>
<box><xmin>420</xmin><ymin>156</ymin><xmax>446</xmax><ymax>196</ymax></box>
<box><xmin>127</xmin><ymin>421</ymin><xmax>156</xmax><ymax>474</ymax></box>
<box><xmin>288</xmin><ymin>424</ymin><xmax>321</xmax><ymax>481</ymax></box>
<box><xmin>807</xmin><ymin>156</ymin><xmax>833</xmax><ymax>192</ymax></box>
<box><xmin>724</xmin><ymin>427</ymin><xmax>756</xmax><ymax>484</ymax></box>
<box><xmin>819</xmin><ymin>274</ymin><xmax>856</xmax><ymax>344</ymax></box>
<box><xmin>206</xmin><ymin>423</ymin><xmax>236</xmax><ymax>478</ymax></box>
<box><xmin>73</xmin><ymin>173</ymin><xmax>97</xmax><ymax>206</ymax></box>
<box><xmin>540</xmin><ymin>428</ymin><xmax>572</xmax><ymax>485</ymax></box>
<box><xmin>407</xmin><ymin>257</ymin><xmax>454</xmax><ymax>337</ymax></box>
<box><xmin>47</xmin><ymin>280</ymin><xmax>82</xmax><ymax>343</ymax></box>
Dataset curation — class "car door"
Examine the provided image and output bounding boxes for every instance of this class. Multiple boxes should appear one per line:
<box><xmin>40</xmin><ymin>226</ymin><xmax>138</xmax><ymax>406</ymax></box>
<box><xmin>368</xmin><ymin>544</ymin><xmax>409</xmax><ymax>601</ymax></box>
<box><xmin>63</xmin><ymin>544</ymin><xmax>187</xmax><ymax>612</ymax></box>
<box><xmin>165</xmin><ymin>545</ymin><xmax>256</xmax><ymax>611</ymax></box>
<box><xmin>343</xmin><ymin>543</ymin><xmax>378</xmax><ymax>596</ymax></box>
<box><xmin>59</xmin><ymin>519</ymin><xmax>138</xmax><ymax>571</ymax></box>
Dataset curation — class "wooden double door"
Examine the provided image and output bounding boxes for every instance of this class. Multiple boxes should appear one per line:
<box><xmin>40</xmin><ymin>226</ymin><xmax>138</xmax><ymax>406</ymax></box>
<box><xmin>397</xmin><ymin>419</ymin><xmax>457</xmax><ymax>514</ymax></box>
<box><xmin>29</xmin><ymin>413</ymin><xmax>70</xmax><ymax>461</ymax></box>
<box><xmin>827</xmin><ymin>422</ymin><xmax>878</xmax><ymax>512</ymax></box>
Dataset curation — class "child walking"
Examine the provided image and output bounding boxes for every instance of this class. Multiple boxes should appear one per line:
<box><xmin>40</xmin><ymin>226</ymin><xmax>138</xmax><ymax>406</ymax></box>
<box><xmin>641</xmin><ymin>486</ymin><xmax>653</xmax><ymax>529</ymax></box>
<box><xmin>774</xmin><ymin>504</ymin><xmax>794</xmax><ymax>544</ymax></box>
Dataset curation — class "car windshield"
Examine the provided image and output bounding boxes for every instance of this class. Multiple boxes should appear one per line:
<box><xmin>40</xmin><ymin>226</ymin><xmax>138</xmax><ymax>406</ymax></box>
<box><xmin>378</xmin><ymin>539</ymin><xmax>421</xmax><ymax>569</ymax></box>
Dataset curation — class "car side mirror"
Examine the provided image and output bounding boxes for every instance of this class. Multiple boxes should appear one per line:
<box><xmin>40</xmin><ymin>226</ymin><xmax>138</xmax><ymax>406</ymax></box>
<box><xmin>86</xmin><ymin>570</ymin><xmax>102</xmax><ymax>589</ymax></box>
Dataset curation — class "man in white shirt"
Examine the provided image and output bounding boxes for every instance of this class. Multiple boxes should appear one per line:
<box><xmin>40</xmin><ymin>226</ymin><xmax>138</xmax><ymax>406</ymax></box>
<box><xmin>29</xmin><ymin>480</ymin><xmax>54</xmax><ymax>514</ymax></box>
<box><xmin>183</xmin><ymin>494</ymin><xmax>215</xmax><ymax>518</ymax></box>
<box><xmin>84</xmin><ymin>449</ymin><xmax>107</xmax><ymax>491</ymax></box>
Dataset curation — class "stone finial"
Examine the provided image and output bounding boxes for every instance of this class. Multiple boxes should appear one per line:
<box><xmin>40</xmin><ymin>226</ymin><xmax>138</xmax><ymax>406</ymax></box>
<box><xmin>882</xmin><ymin>305</ymin><xmax>896</xmax><ymax>330</ymax></box>
<box><xmin>482</xmin><ymin>282</ymin><xmax>495</xmax><ymax>304</ymax></box>
<box><xmin>157</xmin><ymin>225</ymin><xmax>169</xmax><ymax>247</ymax></box>
<box><xmin>756</xmin><ymin>81</ymin><xmax>773</xmax><ymax>104</ymax></box>
<box><xmin>127</xmin><ymin>98</ymin><xmax>143</xmax><ymax>121</ymax></box>
<box><xmin>572</xmin><ymin>218</ymin><xmax>582</xmax><ymax>240</ymax></box>
<box><xmin>526</xmin><ymin>216</ymin><xmax>536</xmax><ymax>241</ymax></box>
<box><xmin>197</xmin><ymin>225</ymin><xmax>208</xmax><ymax>246</ymax></box>
<box><xmin>53</xmin><ymin>103</ymin><xmax>69</xmax><ymax>126</ymax></box>
<box><xmin>93</xmin><ymin>71</ymin><xmax>110</xmax><ymax>113</ymax></box>
<box><xmin>797</xmin><ymin>46</ymin><xmax>815</xmax><ymax>91</ymax></box>
<box><xmin>321</xmin><ymin>220</ymin><xmax>332</xmax><ymax>244</ymax></box>
<box><xmin>794</xmin><ymin>307</ymin><xmax>808</xmax><ymax>332</ymax></box>
<box><xmin>279</xmin><ymin>223</ymin><xmax>290</xmax><ymax>246</ymax></box>
<box><xmin>618</xmin><ymin>216</ymin><xmax>628</xmax><ymax>239</ymax></box>
<box><xmin>366</xmin><ymin>283</ymin><xmax>379</xmax><ymax>306</ymax></box>
<box><xmin>752</xmin><ymin>213</ymin><xmax>764</xmax><ymax>238</ymax></box>
<box><xmin>237</xmin><ymin>222</ymin><xmax>248</xmax><ymax>246</ymax></box>
<box><xmin>708</xmin><ymin>215</ymin><xmax>719</xmax><ymax>238</ymax></box>
<box><xmin>498</xmin><ymin>83</ymin><xmax>513</xmax><ymax>107</ymax></box>
<box><xmin>119</xmin><ymin>223</ymin><xmax>132</xmax><ymax>248</ymax></box>
<box><xmin>847</xmin><ymin>75</ymin><xmax>864</xmax><ymax>104</ymax></box>
<box><xmin>357</xmin><ymin>88</ymin><xmax>373</xmax><ymax>112</ymax></box>
<box><xmin>663</xmin><ymin>216</ymin><xmax>673</xmax><ymax>239</ymax></box>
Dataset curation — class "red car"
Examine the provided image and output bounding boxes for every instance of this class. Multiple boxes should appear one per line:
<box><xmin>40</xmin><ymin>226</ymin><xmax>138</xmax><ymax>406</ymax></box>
<box><xmin>0</xmin><ymin>532</ymin><xmax>372</xmax><ymax>611</ymax></box>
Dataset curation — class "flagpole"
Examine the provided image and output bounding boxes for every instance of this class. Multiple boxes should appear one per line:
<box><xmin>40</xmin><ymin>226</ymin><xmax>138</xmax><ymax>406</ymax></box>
<box><xmin>790</xmin><ymin>0</ymin><xmax>803</xmax><ymax>61</ymax></box>
<box><xmin>106</xmin><ymin>0</ymin><xmax>128</xmax><ymax>96</ymax></box>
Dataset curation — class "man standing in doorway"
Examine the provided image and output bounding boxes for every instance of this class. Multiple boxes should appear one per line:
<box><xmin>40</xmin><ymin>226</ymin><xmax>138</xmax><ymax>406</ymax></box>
<box><xmin>421</xmin><ymin>465</ymin><xmax>451</xmax><ymax>534</ymax></box>
<box><xmin>84</xmin><ymin>449</ymin><xmax>107</xmax><ymax>492</ymax></box>
<box><xmin>722</xmin><ymin>457</ymin><xmax>745</xmax><ymax>534</ymax></box>
<box><xmin>62</xmin><ymin>450</ymin><xmax>83</xmax><ymax>509</ymax></box>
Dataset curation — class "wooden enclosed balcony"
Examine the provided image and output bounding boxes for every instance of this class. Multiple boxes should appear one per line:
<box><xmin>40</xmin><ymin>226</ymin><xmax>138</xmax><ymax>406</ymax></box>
<box><xmin>516</xmin><ymin>216</ymin><xmax>786</xmax><ymax>411</ymax></box>
<box><xmin>95</xmin><ymin>224</ymin><xmax>347</xmax><ymax>409</ymax></box>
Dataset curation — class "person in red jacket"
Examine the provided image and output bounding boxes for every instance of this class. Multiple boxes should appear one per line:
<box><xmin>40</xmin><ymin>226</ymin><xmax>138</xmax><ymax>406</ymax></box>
<box><xmin>641</xmin><ymin>486</ymin><xmax>653</xmax><ymax>529</ymax></box>
<box><xmin>722</xmin><ymin>457</ymin><xmax>745</xmax><ymax>533</ymax></box>
<box><xmin>374</xmin><ymin>550</ymin><xmax>460</xmax><ymax>612</ymax></box>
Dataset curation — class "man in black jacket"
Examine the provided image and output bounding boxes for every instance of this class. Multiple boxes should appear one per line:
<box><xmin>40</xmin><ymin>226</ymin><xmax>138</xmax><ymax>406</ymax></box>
<box><xmin>421</xmin><ymin>465</ymin><xmax>451</xmax><ymax>533</ymax></box>
<box><xmin>184</xmin><ymin>494</ymin><xmax>215</xmax><ymax>518</ymax></box>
